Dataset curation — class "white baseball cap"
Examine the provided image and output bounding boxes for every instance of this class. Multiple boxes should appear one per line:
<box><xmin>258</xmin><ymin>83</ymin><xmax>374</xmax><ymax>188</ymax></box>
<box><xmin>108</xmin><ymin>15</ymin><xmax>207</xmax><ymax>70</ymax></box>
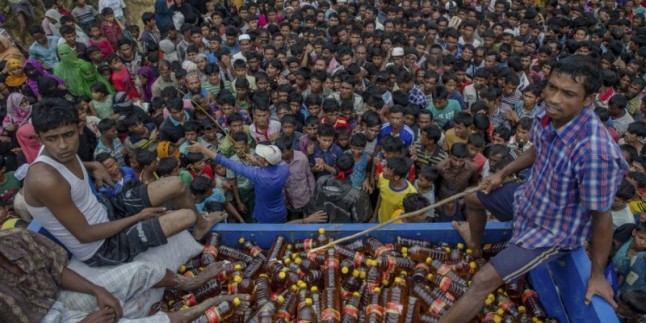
<box><xmin>238</xmin><ymin>34</ymin><xmax>251</xmax><ymax>42</ymax></box>
<box><xmin>255</xmin><ymin>144</ymin><xmax>282</xmax><ymax>165</ymax></box>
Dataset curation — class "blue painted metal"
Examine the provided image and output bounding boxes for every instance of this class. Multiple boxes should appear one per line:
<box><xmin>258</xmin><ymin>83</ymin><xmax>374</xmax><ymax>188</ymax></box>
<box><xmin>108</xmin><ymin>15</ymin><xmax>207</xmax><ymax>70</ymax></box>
<box><xmin>549</xmin><ymin>248</ymin><xmax>619</xmax><ymax>323</ymax></box>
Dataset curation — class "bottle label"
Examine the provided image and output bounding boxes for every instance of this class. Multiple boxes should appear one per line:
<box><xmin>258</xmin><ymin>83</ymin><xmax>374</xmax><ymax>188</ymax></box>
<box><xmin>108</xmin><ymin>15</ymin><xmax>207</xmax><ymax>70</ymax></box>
<box><xmin>203</xmin><ymin>245</ymin><xmax>218</xmax><ymax>258</ymax></box>
<box><xmin>342</xmin><ymin>304</ymin><xmax>360</xmax><ymax>318</ymax></box>
<box><xmin>303</xmin><ymin>239</ymin><xmax>313</xmax><ymax>251</ymax></box>
<box><xmin>499</xmin><ymin>299</ymin><xmax>514</xmax><ymax>311</ymax></box>
<box><xmin>429</xmin><ymin>299</ymin><xmax>447</xmax><ymax>315</ymax></box>
<box><xmin>353</xmin><ymin>252</ymin><xmax>365</xmax><ymax>267</ymax></box>
<box><xmin>483</xmin><ymin>311</ymin><xmax>497</xmax><ymax>321</ymax></box>
<box><xmin>437</xmin><ymin>263</ymin><xmax>451</xmax><ymax>276</ymax></box>
<box><xmin>205</xmin><ymin>306</ymin><xmax>222</xmax><ymax>323</ymax></box>
<box><xmin>366</xmin><ymin>304</ymin><xmax>384</xmax><ymax>316</ymax></box>
<box><xmin>521</xmin><ymin>289</ymin><xmax>538</xmax><ymax>304</ymax></box>
<box><xmin>276</xmin><ymin>310</ymin><xmax>292</xmax><ymax>321</ymax></box>
<box><xmin>341</xmin><ymin>289</ymin><xmax>353</xmax><ymax>300</ymax></box>
<box><xmin>439</xmin><ymin>276</ymin><xmax>452</xmax><ymax>292</ymax></box>
<box><xmin>249</xmin><ymin>246</ymin><xmax>263</xmax><ymax>257</ymax></box>
<box><xmin>321</xmin><ymin>308</ymin><xmax>341</xmax><ymax>321</ymax></box>
<box><xmin>384</xmin><ymin>256</ymin><xmax>397</xmax><ymax>273</ymax></box>
<box><xmin>181</xmin><ymin>294</ymin><xmax>196</xmax><ymax>306</ymax></box>
<box><xmin>324</xmin><ymin>258</ymin><xmax>340</xmax><ymax>270</ymax></box>
<box><xmin>385</xmin><ymin>301</ymin><xmax>403</xmax><ymax>315</ymax></box>
<box><xmin>227</xmin><ymin>283</ymin><xmax>238</xmax><ymax>294</ymax></box>
<box><xmin>375</xmin><ymin>245</ymin><xmax>393</xmax><ymax>257</ymax></box>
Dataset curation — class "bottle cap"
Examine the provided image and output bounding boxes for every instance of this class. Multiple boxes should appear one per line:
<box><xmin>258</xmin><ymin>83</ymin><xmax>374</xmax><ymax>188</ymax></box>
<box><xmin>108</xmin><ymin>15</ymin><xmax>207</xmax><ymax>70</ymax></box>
<box><xmin>353</xmin><ymin>291</ymin><xmax>360</xmax><ymax>298</ymax></box>
<box><xmin>487</xmin><ymin>293</ymin><xmax>495</xmax><ymax>301</ymax></box>
<box><xmin>426</xmin><ymin>257</ymin><xmax>432</xmax><ymax>264</ymax></box>
<box><xmin>295</xmin><ymin>257</ymin><xmax>302</xmax><ymax>265</ymax></box>
<box><xmin>278</xmin><ymin>272</ymin><xmax>286</xmax><ymax>279</ymax></box>
<box><xmin>239</xmin><ymin>237</ymin><xmax>245</xmax><ymax>244</ymax></box>
<box><xmin>305</xmin><ymin>298</ymin><xmax>313</xmax><ymax>306</ymax></box>
<box><xmin>381</xmin><ymin>279</ymin><xmax>390</xmax><ymax>286</ymax></box>
<box><xmin>291</xmin><ymin>253</ymin><xmax>298</xmax><ymax>260</ymax></box>
<box><xmin>178</xmin><ymin>265</ymin><xmax>187</xmax><ymax>273</ymax></box>
<box><xmin>234</xmin><ymin>275</ymin><xmax>242</xmax><ymax>283</ymax></box>
<box><xmin>234</xmin><ymin>264</ymin><xmax>242</xmax><ymax>270</ymax></box>
<box><xmin>352</xmin><ymin>269</ymin><xmax>360</xmax><ymax>277</ymax></box>
<box><xmin>444</xmin><ymin>247</ymin><xmax>451</xmax><ymax>253</ymax></box>
<box><xmin>401</xmin><ymin>247</ymin><xmax>408</xmax><ymax>254</ymax></box>
<box><xmin>259</xmin><ymin>273</ymin><xmax>268</xmax><ymax>278</ymax></box>
<box><xmin>400</xmin><ymin>271</ymin><xmax>407</xmax><ymax>276</ymax></box>
<box><xmin>466</xmin><ymin>248</ymin><xmax>473</xmax><ymax>255</ymax></box>
<box><xmin>496</xmin><ymin>308</ymin><xmax>504</xmax><ymax>315</ymax></box>
<box><xmin>233</xmin><ymin>297</ymin><xmax>241</xmax><ymax>306</ymax></box>
<box><xmin>298</xmin><ymin>281</ymin><xmax>307</xmax><ymax>288</ymax></box>
<box><xmin>395</xmin><ymin>277</ymin><xmax>402</xmax><ymax>284</ymax></box>
<box><xmin>493</xmin><ymin>315</ymin><xmax>502</xmax><ymax>323</ymax></box>
<box><xmin>311</xmin><ymin>286</ymin><xmax>319</xmax><ymax>293</ymax></box>
<box><xmin>287</xmin><ymin>244</ymin><xmax>293</xmax><ymax>250</ymax></box>
<box><xmin>373</xmin><ymin>287</ymin><xmax>381</xmax><ymax>293</ymax></box>
<box><xmin>319</xmin><ymin>228</ymin><xmax>325</xmax><ymax>234</ymax></box>
<box><xmin>277</xmin><ymin>295</ymin><xmax>285</xmax><ymax>303</ymax></box>
<box><xmin>360</xmin><ymin>271</ymin><xmax>366</xmax><ymax>279</ymax></box>
<box><xmin>469</xmin><ymin>262</ymin><xmax>477</xmax><ymax>269</ymax></box>
<box><xmin>457</xmin><ymin>243</ymin><xmax>464</xmax><ymax>249</ymax></box>
<box><xmin>284</xmin><ymin>258</ymin><xmax>292</xmax><ymax>265</ymax></box>
<box><xmin>485</xmin><ymin>298</ymin><xmax>492</xmax><ymax>306</ymax></box>
<box><xmin>342</xmin><ymin>267</ymin><xmax>349</xmax><ymax>274</ymax></box>
<box><xmin>291</xmin><ymin>285</ymin><xmax>298</xmax><ymax>292</ymax></box>
<box><xmin>518</xmin><ymin>306</ymin><xmax>526</xmax><ymax>313</ymax></box>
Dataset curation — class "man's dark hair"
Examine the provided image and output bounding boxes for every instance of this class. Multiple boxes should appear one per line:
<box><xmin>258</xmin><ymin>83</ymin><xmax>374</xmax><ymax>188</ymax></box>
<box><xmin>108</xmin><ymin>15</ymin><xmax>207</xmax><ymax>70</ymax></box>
<box><xmin>32</xmin><ymin>100</ymin><xmax>80</xmax><ymax>134</ymax></box>
<box><xmin>386</xmin><ymin>157</ymin><xmax>409</xmax><ymax>178</ymax></box>
<box><xmin>518</xmin><ymin>117</ymin><xmax>533</xmax><ymax>130</ymax></box>
<box><xmin>95</xmin><ymin>152</ymin><xmax>114</xmax><ymax>164</ymax></box>
<box><xmin>350</xmin><ymin>133</ymin><xmax>367</xmax><ymax>147</ymax></box>
<box><xmin>402</xmin><ymin>193</ymin><xmax>430</xmax><ymax>213</ymax></box>
<box><xmin>98</xmin><ymin>118</ymin><xmax>116</xmax><ymax>134</ymax></box>
<box><xmin>421</xmin><ymin>125</ymin><xmax>442</xmax><ymax>142</ymax></box>
<box><xmin>318</xmin><ymin>124</ymin><xmax>336</xmax><ymax>138</ymax></box>
<box><xmin>627</xmin><ymin>121</ymin><xmax>646</xmax><ymax>138</ymax></box>
<box><xmin>608</xmin><ymin>94</ymin><xmax>628</xmax><ymax>110</ymax></box>
<box><xmin>382</xmin><ymin>135</ymin><xmax>404</xmax><ymax>153</ymax></box>
<box><xmin>336</xmin><ymin>153</ymin><xmax>355</xmax><ymax>171</ymax></box>
<box><xmin>468</xmin><ymin>133</ymin><xmax>485</xmax><ymax>148</ymax></box>
<box><xmin>190</xmin><ymin>176</ymin><xmax>214</xmax><ymax>196</ymax></box>
<box><xmin>166</xmin><ymin>97</ymin><xmax>184</xmax><ymax>112</ymax></box>
<box><xmin>551</xmin><ymin>54</ymin><xmax>602</xmax><ymax>97</ymax></box>
<box><xmin>453</xmin><ymin>112</ymin><xmax>473</xmax><ymax>127</ymax></box>
<box><xmin>136</xmin><ymin>149</ymin><xmax>157</xmax><ymax>167</ymax></box>
<box><xmin>275</xmin><ymin>134</ymin><xmax>294</xmax><ymax>151</ymax></box>
<box><xmin>156</xmin><ymin>158</ymin><xmax>178</xmax><ymax>177</ymax></box>
<box><xmin>418</xmin><ymin>165</ymin><xmax>438</xmax><ymax>181</ymax></box>
<box><xmin>493</xmin><ymin>126</ymin><xmax>512</xmax><ymax>142</ymax></box>
<box><xmin>450</xmin><ymin>142</ymin><xmax>469</xmax><ymax>158</ymax></box>
<box><xmin>616</xmin><ymin>178</ymin><xmax>636</xmax><ymax>201</ymax></box>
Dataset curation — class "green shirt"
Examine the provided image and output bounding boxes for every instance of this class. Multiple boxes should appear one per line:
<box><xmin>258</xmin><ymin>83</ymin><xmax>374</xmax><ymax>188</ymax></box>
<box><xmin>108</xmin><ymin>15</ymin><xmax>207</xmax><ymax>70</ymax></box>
<box><xmin>0</xmin><ymin>172</ymin><xmax>21</xmax><ymax>206</ymax></box>
<box><xmin>426</xmin><ymin>99</ymin><xmax>462</xmax><ymax>128</ymax></box>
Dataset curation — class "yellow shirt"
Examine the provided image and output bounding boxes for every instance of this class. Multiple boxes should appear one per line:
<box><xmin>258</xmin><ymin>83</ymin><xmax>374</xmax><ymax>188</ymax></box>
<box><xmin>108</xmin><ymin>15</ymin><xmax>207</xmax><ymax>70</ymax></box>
<box><xmin>629</xmin><ymin>201</ymin><xmax>646</xmax><ymax>215</ymax></box>
<box><xmin>377</xmin><ymin>174</ymin><xmax>417</xmax><ymax>223</ymax></box>
<box><xmin>390</xmin><ymin>209</ymin><xmax>405</xmax><ymax>224</ymax></box>
<box><xmin>442</xmin><ymin>128</ymin><xmax>470</xmax><ymax>152</ymax></box>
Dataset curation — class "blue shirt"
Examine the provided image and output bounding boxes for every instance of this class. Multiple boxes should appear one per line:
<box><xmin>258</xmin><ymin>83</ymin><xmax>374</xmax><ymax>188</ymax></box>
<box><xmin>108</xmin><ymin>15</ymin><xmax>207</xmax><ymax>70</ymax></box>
<box><xmin>196</xmin><ymin>188</ymin><xmax>226</xmax><ymax>212</ymax></box>
<box><xmin>309</xmin><ymin>143</ymin><xmax>343</xmax><ymax>178</ymax></box>
<box><xmin>215</xmin><ymin>154</ymin><xmax>290</xmax><ymax>223</ymax></box>
<box><xmin>377</xmin><ymin>123</ymin><xmax>415</xmax><ymax>147</ymax></box>
<box><xmin>94</xmin><ymin>138</ymin><xmax>125</xmax><ymax>166</ymax></box>
<box><xmin>511</xmin><ymin>106</ymin><xmax>627</xmax><ymax>249</ymax></box>
<box><xmin>29</xmin><ymin>36</ymin><xmax>60</xmax><ymax>69</ymax></box>
<box><xmin>408</xmin><ymin>85</ymin><xmax>428</xmax><ymax>110</ymax></box>
<box><xmin>98</xmin><ymin>167</ymin><xmax>138</xmax><ymax>198</ymax></box>
<box><xmin>349</xmin><ymin>151</ymin><xmax>368</xmax><ymax>189</ymax></box>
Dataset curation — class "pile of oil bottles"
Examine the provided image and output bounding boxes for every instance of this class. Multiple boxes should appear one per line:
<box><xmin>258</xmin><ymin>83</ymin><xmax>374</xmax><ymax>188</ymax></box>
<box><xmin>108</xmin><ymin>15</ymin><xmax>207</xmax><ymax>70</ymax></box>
<box><xmin>159</xmin><ymin>229</ymin><xmax>555</xmax><ymax>323</ymax></box>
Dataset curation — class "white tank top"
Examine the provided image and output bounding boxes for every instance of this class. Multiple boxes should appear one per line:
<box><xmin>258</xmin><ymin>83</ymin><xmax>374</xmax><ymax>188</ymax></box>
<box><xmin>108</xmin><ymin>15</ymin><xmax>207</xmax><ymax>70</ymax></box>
<box><xmin>26</xmin><ymin>153</ymin><xmax>107</xmax><ymax>261</ymax></box>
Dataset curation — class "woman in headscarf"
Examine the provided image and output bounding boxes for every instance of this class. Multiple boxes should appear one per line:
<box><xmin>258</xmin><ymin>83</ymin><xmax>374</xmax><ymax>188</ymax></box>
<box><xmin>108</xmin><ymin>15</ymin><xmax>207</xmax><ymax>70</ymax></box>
<box><xmin>54</xmin><ymin>44</ymin><xmax>113</xmax><ymax>98</ymax></box>
<box><xmin>43</xmin><ymin>9</ymin><xmax>63</xmax><ymax>37</ymax></box>
<box><xmin>137</xmin><ymin>66</ymin><xmax>156</xmax><ymax>102</ymax></box>
<box><xmin>0</xmin><ymin>36</ymin><xmax>24</xmax><ymax>63</ymax></box>
<box><xmin>22</xmin><ymin>58</ymin><xmax>65</xmax><ymax>100</ymax></box>
<box><xmin>4</xmin><ymin>59</ymin><xmax>28</xmax><ymax>90</ymax></box>
<box><xmin>2</xmin><ymin>93</ymin><xmax>31</xmax><ymax>133</ymax></box>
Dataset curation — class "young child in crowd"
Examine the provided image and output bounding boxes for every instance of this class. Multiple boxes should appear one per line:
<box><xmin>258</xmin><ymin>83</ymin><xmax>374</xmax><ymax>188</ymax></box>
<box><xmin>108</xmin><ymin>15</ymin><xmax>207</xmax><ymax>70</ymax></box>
<box><xmin>376</xmin><ymin>157</ymin><xmax>417</xmax><ymax>223</ymax></box>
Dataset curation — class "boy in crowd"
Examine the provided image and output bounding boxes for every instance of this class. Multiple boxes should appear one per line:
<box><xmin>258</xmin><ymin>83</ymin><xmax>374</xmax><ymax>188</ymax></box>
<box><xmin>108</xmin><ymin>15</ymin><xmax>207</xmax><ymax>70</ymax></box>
<box><xmin>443</xmin><ymin>111</ymin><xmax>473</xmax><ymax>151</ymax></box>
<box><xmin>375</xmin><ymin>157</ymin><xmax>417</xmax><ymax>223</ymax></box>
<box><xmin>435</xmin><ymin>143</ymin><xmax>478</xmax><ymax>194</ymax></box>
<box><xmin>309</xmin><ymin>124</ymin><xmax>343</xmax><ymax>178</ymax></box>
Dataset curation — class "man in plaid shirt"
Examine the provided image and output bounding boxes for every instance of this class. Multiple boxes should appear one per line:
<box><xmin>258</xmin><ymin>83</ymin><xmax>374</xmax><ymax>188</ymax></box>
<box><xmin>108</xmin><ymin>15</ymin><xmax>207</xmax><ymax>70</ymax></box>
<box><xmin>442</xmin><ymin>55</ymin><xmax>629</xmax><ymax>323</ymax></box>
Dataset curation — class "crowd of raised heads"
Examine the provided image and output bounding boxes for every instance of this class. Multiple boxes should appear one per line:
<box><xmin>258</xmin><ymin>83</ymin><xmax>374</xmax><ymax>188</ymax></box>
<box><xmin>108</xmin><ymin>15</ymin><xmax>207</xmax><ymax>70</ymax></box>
<box><xmin>1</xmin><ymin>0</ymin><xmax>646</xmax><ymax>315</ymax></box>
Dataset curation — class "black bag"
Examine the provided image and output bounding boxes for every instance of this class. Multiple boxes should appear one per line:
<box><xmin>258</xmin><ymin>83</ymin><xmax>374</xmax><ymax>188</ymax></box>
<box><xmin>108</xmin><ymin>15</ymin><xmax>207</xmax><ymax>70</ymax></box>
<box><xmin>310</xmin><ymin>175</ymin><xmax>372</xmax><ymax>223</ymax></box>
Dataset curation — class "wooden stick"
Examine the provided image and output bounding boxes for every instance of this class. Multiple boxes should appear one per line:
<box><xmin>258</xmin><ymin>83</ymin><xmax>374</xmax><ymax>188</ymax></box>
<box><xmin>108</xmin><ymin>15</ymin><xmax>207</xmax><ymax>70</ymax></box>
<box><xmin>308</xmin><ymin>183</ymin><xmax>487</xmax><ymax>254</ymax></box>
<box><xmin>174</xmin><ymin>87</ymin><xmax>236</xmax><ymax>144</ymax></box>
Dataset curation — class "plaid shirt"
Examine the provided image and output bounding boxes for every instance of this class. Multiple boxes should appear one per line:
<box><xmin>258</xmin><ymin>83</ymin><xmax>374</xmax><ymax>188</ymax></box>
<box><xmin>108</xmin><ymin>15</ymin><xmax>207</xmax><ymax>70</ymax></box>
<box><xmin>511</xmin><ymin>105</ymin><xmax>628</xmax><ymax>249</ymax></box>
<box><xmin>408</xmin><ymin>85</ymin><xmax>428</xmax><ymax>110</ymax></box>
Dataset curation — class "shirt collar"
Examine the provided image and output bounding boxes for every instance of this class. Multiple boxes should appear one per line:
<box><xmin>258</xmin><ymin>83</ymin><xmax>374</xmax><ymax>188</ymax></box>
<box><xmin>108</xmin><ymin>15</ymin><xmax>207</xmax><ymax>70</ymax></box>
<box><xmin>537</xmin><ymin>104</ymin><xmax>593</xmax><ymax>141</ymax></box>
<box><xmin>169</xmin><ymin>110</ymin><xmax>190</xmax><ymax>126</ymax></box>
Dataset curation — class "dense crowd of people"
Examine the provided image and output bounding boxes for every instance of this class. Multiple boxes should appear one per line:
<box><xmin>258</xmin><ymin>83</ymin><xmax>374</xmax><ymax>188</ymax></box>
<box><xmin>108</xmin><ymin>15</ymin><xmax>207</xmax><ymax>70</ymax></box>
<box><xmin>1</xmin><ymin>0</ymin><xmax>646</xmax><ymax>321</ymax></box>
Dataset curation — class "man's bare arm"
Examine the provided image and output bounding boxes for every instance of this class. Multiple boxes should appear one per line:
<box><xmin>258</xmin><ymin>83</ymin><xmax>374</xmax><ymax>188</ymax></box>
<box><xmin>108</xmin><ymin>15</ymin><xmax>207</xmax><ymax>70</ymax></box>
<box><xmin>26</xmin><ymin>165</ymin><xmax>151</xmax><ymax>243</ymax></box>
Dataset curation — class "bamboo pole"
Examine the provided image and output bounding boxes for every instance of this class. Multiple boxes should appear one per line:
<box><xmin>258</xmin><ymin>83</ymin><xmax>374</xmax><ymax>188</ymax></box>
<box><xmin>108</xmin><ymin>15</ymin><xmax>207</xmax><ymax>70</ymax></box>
<box><xmin>307</xmin><ymin>183</ymin><xmax>487</xmax><ymax>254</ymax></box>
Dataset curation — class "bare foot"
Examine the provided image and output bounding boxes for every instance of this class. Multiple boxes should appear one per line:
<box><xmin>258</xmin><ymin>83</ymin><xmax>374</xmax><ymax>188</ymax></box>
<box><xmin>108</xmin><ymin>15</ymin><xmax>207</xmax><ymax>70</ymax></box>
<box><xmin>166</xmin><ymin>294</ymin><xmax>251</xmax><ymax>323</ymax></box>
<box><xmin>176</xmin><ymin>261</ymin><xmax>227</xmax><ymax>291</ymax></box>
<box><xmin>193</xmin><ymin>211</ymin><xmax>228</xmax><ymax>240</ymax></box>
<box><xmin>451</xmin><ymin>220</ymin><xmax>482</xmax><ymax>257</ymax></box>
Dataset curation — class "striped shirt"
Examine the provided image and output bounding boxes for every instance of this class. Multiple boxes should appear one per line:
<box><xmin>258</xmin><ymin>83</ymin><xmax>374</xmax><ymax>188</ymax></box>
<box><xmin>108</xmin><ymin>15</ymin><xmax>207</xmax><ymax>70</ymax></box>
<box><xmin>511</xmin><ymin>106</ymin><xmax>628</xmax><ymax>249</ymax></box>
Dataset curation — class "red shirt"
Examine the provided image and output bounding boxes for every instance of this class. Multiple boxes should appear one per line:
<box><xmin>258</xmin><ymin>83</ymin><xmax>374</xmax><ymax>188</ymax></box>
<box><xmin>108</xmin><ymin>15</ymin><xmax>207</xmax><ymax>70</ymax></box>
<box><xmin>319</xmin><ymin>116</ymin><xmax>350</xmax><ymax>129</ymax></box>
<box><xmin>190</xmin><ymin>164</ymin><xmax>214</xmax><ymax>180</ymax></box>
<box><xmin>471</xmin><ymin>152</ymin><xmax>486</xmax><ymax>174</ymax></box>
<box><xmin>111</xmin><ymin>66</ymin><xmax>140</xmax><ymax>99</ymax></box>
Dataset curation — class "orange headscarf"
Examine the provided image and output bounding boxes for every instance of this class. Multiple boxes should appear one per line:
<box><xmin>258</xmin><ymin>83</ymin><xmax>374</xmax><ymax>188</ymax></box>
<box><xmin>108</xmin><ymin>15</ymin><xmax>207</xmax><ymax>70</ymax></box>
<box><xmin>4</xmin><ymin>59</ymin><xmax>27</xmax><ymax>88</ymax></box>
<box><xmin>0</xmin><ymin>36</ymin><xmax>24</xmax><ymax>64</ymax></box>
<box><xmin>157</xmin><ymin>141</ymin><xmax>180</xmax><ymax>159</ymax></box>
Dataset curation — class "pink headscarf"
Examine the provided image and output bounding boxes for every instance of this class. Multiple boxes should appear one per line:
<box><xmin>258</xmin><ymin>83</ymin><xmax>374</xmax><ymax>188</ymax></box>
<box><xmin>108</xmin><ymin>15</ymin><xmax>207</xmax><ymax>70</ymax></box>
<box><xmin>17</xmin><ymin>123</ymin><xmax>41</xmax><ymax>164</ymax></box>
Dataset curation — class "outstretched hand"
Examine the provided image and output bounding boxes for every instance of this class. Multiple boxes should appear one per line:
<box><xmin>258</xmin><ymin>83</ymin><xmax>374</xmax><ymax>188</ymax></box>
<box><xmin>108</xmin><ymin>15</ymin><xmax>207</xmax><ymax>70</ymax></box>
<box><xmin>584</xmin><ymin>274</ymin><xmax>618</xmax><ymax>309</ymax></box>
<box><xmin>186</xmin><ymin>141</ymin><xmax>207</xmax><ymax>154</ymax></box>
<box><xmin>94</xmin><ymin>287</ymin><xmax>123</xmax><ymax>319</ymax></box>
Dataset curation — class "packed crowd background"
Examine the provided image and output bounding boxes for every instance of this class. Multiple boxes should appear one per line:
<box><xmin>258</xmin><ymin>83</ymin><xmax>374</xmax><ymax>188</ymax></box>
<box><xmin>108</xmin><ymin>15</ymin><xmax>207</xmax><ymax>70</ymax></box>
<box><xmin>1</xmin><ymin>0</ymin><xmax>646</xmax><ymax>320</ymax></box>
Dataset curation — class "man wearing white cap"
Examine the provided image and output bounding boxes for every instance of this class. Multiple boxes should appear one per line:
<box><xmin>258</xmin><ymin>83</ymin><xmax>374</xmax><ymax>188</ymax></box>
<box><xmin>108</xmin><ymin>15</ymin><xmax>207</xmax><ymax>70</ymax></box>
<box><xmin>232</xmin><ymin>34</ymin><xmax>251</xmax><ymax>63</ymax></box>
<box><xmin>188</xmin><ymin>142</ymin><xmax>290</xmax><ymax>223</ymax></box>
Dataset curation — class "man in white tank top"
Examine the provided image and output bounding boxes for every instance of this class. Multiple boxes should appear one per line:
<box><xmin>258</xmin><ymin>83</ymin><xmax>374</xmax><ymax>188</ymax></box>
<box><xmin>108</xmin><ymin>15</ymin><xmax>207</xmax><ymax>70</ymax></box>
<box><xmin>23</xmin><ymin>100</ymin><xmax>226</xmax><ymax>267</ymax></box>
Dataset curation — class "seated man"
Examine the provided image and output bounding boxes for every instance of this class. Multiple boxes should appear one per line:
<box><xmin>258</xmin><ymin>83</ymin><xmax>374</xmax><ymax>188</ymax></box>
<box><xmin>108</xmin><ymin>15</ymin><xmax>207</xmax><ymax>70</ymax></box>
<box><xmin>23</xmin><ymin>100</ymin><xmax>225</xmax><ymax>267</ymax></box>
<box><xmin>0</xmin><ymin>228</ymin><xmax>249</xmax><ymax>323</ymax></box>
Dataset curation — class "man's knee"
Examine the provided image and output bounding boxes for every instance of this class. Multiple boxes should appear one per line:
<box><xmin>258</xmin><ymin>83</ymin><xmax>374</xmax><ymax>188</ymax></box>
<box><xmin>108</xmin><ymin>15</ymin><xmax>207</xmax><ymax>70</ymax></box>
<box><xmin>470</xmin><ymin>264</ymin><xmax>503</xmax><ymax>296</ymax></box>
<box><xmin>160</xmin><ymin>209</ymin><xmax>197</xmax><ymax>233</ymax></box>
<box><xmin>464</xmin><ymin>192</ymin><xmax>484</xmax><ymax>209</ymax></box>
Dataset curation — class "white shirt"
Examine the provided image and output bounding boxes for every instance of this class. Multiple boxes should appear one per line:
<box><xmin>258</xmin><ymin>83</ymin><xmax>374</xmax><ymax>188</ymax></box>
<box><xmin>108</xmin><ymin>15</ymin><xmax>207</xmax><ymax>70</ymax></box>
<box><xmin>99</xmin><ymin>0</ymin><xmax>126</xmax><ymax>19</ymax></box>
